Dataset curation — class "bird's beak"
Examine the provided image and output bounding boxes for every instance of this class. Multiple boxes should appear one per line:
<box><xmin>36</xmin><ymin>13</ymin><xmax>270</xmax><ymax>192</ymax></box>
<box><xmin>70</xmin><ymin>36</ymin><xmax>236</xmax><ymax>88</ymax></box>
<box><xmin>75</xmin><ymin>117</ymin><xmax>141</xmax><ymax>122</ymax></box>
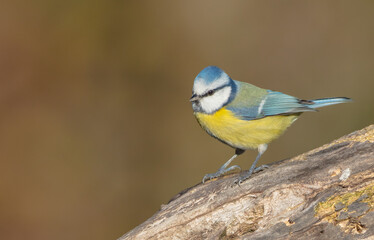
<box><xmin>189</xmin><ymin>94</ymin><xmax>200</xmax><ymax>102</ymax></box>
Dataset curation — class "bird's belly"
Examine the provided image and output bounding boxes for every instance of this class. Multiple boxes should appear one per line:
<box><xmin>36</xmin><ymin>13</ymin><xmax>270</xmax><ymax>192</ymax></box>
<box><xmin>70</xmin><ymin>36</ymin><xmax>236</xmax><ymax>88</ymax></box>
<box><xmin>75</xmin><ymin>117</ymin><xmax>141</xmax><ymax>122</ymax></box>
<box><xmin>194</xmin><ymin>108</ymin><xmax>299</xmax><ymax>149</ymax></box>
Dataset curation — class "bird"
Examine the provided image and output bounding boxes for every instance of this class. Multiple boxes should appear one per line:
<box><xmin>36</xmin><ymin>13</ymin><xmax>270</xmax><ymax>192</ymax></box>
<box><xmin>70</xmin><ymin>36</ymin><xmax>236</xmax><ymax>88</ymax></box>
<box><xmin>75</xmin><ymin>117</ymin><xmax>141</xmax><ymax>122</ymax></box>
<box><xmin>190</xmin><ymin>66</ymin><xmax>352</xmax><ymax>184</ymax></box>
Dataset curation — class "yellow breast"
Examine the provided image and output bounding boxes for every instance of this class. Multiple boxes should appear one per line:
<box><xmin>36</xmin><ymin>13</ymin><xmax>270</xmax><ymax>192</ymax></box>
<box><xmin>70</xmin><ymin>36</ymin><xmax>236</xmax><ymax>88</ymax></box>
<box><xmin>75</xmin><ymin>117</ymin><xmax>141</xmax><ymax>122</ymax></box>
<box><xmin>194</xmin><ymin>108</ymin><xmax>299</xmax><ymax>149</ymax></box>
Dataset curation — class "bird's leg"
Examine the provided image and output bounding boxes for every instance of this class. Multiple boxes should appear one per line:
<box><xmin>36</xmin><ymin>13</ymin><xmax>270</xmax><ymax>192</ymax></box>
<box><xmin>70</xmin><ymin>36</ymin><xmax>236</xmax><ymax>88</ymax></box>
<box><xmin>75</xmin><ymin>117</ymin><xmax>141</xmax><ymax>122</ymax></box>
<box><xmin>235</xmin><ymin>144</ymin><xmax>268</xmax><ymax>185</ymax></box>
<box><xmin>202</xmin><ymin>149</ymin><xmax>244</xmax><ymax>183</ymax></box>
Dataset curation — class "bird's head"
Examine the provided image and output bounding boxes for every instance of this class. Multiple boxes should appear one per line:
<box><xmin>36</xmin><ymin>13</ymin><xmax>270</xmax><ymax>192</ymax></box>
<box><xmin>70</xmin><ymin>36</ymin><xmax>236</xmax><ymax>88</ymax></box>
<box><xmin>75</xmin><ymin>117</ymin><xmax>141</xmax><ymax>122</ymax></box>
<box><xmin>190</xmin><ymin>66</ymin><xmax>235</xmax><ymax>114</ymax></box>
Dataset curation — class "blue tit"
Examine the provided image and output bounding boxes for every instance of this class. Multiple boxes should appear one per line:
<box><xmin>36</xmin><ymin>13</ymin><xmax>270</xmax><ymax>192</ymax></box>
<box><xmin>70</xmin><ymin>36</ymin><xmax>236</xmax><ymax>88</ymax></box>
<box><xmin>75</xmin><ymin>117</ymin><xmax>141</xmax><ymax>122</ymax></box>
<box><xmin>190</xmin><ymin>66</ymin><xmax>352</xmax><ymax>184</ymax></box>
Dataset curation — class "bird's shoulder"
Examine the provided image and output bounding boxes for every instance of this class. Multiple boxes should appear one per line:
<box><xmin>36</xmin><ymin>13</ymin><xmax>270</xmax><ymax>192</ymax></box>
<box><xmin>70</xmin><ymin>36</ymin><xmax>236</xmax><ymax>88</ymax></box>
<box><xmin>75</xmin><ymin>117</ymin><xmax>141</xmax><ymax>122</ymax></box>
<box><xmin>224</xmin><ymin>80</ymin><xmax>268</xmax><ymax>120</ymax></box>
<box><xmin>228</xmin><ymin>80</ymin><xmax>268</xmax><ymax>107</ymax></box>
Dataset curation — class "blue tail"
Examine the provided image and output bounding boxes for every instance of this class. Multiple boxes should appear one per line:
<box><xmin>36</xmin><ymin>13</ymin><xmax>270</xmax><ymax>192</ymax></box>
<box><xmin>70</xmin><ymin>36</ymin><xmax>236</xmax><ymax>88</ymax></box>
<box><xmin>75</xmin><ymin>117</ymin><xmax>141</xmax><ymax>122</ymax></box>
<box><xmin>310</xmin><ymin>97</ymin><xmax>352</xmax><ymax>109</ymax></box>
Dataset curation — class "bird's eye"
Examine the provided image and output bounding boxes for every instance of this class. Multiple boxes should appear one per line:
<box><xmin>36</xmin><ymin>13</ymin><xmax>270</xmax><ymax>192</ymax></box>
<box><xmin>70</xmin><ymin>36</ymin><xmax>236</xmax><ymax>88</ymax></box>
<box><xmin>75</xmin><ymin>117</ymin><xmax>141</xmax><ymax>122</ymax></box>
<box><xmin>207</xmin><ymin>90</ymin><xmax>214</xmax><ymax>96</ymax></box>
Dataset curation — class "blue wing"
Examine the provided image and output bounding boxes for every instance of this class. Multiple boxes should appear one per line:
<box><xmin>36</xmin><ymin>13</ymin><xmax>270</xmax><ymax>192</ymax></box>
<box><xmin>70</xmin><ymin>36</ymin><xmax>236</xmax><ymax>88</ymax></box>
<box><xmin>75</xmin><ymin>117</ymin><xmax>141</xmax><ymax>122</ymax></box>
<box><xmin>225</xmin><ymin>82</ymin><xmax>315</xmax><ymax>120</ymax></box>
<box><xmin>261</xmin><ymin>90</ymin><xmax>315</xmax><ymax>116</ymax></box>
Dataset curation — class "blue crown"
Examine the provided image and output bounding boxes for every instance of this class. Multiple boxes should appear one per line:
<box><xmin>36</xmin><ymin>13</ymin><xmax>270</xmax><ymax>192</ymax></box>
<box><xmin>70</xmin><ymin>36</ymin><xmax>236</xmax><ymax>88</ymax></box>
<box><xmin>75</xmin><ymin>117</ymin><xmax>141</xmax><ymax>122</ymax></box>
<box><xmin>195</xmin><ymin>66</ymin><xmax>226</xmax><ymax>84</ymax></box>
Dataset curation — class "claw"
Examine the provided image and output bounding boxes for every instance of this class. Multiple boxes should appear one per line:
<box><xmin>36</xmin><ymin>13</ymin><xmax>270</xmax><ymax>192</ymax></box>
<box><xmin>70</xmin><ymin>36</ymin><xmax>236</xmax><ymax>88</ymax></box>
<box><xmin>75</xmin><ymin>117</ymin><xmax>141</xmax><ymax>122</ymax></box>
<box><xmin>202</xmin><ymin>176</ymin><xmax>208</xmax><ymax>183</ymax></box>
<box><xmin>202</xmin><ymin>174</ymin><xmax>211</xmax><ymax>183</ymax></box>
<box><xmin>234</xmin><ymin>174</ymin><xmax>250</xmax><ymax>185</ymax></box>
<box><xmin>202</xmin><ymin>171</ymin><xmax>223</xmax><ymax>183</ymax></box>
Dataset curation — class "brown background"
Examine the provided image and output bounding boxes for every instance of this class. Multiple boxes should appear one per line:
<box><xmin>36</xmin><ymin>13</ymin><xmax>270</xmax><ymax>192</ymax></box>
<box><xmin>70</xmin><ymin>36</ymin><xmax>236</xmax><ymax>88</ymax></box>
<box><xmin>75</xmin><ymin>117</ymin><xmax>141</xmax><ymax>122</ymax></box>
<box><xmin>1</xmin><ymin>1</ymin><xmax>373</xmax><ymax>240</ymax></box>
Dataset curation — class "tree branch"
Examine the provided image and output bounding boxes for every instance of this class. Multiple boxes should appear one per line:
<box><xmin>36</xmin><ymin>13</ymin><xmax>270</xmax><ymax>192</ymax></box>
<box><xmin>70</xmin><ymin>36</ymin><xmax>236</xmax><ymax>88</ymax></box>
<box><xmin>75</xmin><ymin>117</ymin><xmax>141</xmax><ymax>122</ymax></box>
<box><xmin>119</xmin><ymin>125</ymin><xmax>374</xmax><ymax>240</ymax></box>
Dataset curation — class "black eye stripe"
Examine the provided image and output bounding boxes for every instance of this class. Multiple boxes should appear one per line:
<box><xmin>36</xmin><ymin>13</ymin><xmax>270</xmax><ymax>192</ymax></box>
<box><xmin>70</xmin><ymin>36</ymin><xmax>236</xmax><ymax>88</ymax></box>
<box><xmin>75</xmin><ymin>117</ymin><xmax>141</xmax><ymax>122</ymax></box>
<box><xmin>201</xmin><ymin>90</ymin><xmax>214</xmax><ymax>97</ymax></box>
<box><xmin>201</xmin><ymin>84</ymin><xmax>230</xmax><ymax>98</ymax></box>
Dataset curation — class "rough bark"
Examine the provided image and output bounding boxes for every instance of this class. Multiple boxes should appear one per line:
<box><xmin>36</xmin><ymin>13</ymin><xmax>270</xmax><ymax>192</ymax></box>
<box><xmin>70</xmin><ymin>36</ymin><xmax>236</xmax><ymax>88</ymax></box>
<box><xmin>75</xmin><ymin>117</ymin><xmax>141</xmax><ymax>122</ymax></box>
<box><xmin>119</xmin><ymin>125</ymin><xmax>374</xmax><ymax>240</ymax></box>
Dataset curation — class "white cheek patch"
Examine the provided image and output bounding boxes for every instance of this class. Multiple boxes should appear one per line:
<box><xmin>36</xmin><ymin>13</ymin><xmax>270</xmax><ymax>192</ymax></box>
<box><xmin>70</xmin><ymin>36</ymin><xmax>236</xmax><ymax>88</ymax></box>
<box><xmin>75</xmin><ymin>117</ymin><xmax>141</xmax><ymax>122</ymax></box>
<box><xmin>193</xmin><ymin>73</ymin><xmax>230</xmax><ymax>95</ymax></box>
<box><xmin>200</xmin><ymin>86</ymin><xmax>231</xmax><ymax>114</ymax></box>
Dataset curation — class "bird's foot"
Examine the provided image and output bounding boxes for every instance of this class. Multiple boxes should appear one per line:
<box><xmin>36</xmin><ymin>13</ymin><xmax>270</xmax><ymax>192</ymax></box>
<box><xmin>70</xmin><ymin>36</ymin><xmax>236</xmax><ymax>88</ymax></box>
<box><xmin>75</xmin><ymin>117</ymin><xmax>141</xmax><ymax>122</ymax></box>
<box><xmin>234</xmin><ymin>173</ymin><xmax>251</xmax><ymax>185</ymax></box>
<box><xmin>253</xmin><ymin>164</ymin><xmax>269</xmax><ymax>173</ymax></box>
<box><xmin>202</xmin><ymin>165</ymin><xmax>241</xmax><ymax>183</ymax></box>
<box><xmin>235</xmin><ymin>165</ymin><xmax>270</xmax><ymax>185</ymax></box>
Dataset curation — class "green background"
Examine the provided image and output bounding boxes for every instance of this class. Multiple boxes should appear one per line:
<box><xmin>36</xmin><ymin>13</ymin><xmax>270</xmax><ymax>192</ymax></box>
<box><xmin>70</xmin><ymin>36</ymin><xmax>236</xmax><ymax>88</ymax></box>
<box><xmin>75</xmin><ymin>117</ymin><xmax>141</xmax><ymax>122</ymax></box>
<box><xmin>1</xmin><ymin>1</ymin><xmax>373</xmax><ymax>239</ymax></box>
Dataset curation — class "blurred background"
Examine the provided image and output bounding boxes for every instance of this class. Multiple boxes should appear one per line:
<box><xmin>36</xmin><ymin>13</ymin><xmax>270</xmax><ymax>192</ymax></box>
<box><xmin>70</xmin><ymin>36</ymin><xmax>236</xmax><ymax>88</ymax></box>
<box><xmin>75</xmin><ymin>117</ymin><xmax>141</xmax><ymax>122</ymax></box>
<box><xmin>1</xmin><ymin>1</ymin><xmax>373</xmax><ymax>239</ymax></box>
